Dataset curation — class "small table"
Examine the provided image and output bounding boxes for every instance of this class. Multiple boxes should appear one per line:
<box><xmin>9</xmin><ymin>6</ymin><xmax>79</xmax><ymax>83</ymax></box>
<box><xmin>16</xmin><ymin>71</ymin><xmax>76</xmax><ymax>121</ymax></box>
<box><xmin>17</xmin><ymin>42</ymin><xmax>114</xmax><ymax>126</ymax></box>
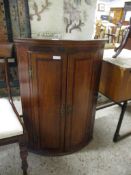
<box><xmin>99</xmin><ymin>48</ymin><xmax>131</xmax><ymax>142</ymax></box>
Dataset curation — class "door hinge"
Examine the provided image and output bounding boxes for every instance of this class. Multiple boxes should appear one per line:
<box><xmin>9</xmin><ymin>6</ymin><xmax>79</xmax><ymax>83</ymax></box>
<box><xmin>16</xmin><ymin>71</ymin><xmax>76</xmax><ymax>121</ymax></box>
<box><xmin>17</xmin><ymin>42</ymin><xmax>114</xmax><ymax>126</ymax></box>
<box><xmin>29</xmin><ymin>66</ymin><xmax>33</xmax><ymax>78</ymax></box>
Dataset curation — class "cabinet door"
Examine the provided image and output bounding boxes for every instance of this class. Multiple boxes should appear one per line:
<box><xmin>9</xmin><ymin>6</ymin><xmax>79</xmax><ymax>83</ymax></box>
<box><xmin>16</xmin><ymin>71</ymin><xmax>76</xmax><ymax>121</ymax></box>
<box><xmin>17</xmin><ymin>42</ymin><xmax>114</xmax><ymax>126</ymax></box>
<box><xmin>65</xmin><ymin>52</ymin><xmax>94</xmax><ymax>151</ymax></box>
<box><xmin>29</xmin><ymin>51</ymin><xmax>67</xmax><ymax>153</ymax></box>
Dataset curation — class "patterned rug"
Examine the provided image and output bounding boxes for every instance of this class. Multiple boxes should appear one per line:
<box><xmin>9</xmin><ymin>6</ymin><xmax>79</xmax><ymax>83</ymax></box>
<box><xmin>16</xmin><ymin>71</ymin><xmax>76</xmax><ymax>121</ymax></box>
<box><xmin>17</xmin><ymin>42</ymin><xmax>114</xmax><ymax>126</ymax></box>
<box><xmin>0</xmin><ymin>61</ymin><xmax>19</xmax><ymax>97</ymax></box>
<box><xmin>0</xmin><ymin>86</ymin><xmax>20</xmax><ymax>97</ymax></box>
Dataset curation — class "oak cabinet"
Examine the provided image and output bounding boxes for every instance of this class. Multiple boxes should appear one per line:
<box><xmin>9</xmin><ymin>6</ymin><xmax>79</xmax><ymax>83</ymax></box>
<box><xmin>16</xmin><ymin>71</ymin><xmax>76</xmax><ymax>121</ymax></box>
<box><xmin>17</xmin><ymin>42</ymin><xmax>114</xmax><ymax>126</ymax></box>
<box><xmin>99</xmin><ymin>60</ymin><xmax>131</xmax><ymax>102</ymax></box>
<box><xmin>15</xmin><ymin>39</ymin><xmax>105</xmax><ymax>155</ymax></box>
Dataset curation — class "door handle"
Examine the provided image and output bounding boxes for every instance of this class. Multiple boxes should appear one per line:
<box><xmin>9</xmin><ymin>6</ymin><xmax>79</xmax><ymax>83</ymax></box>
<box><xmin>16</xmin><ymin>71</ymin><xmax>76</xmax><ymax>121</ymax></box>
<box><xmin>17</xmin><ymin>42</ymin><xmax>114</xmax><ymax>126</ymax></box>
<box><xmin>66</xmin><ymin>105</ymin><xmax>73</xmax><ymax>115</ymax></box>
<box><xmin>60</xmin><ymin>105</ymin><xmax>73</xmax><ymax>117</ymax></box>
<box><xmin>60</xmin><ymin>105</ymin><xmax>65</xmax><ymax>117</ymax></box>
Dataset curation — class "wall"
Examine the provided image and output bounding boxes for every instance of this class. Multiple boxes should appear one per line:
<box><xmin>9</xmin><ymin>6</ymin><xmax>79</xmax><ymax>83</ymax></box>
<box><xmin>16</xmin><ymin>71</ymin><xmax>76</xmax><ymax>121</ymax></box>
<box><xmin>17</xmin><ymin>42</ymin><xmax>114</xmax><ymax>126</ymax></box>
<box><xmin>96</xmin><ymin>0</ymin><xmax>131</xmax><ymax>20</ymax></box>
<box><xmin>28</xmin><ymin>0</ymin><xmax>98</xmax><ymax>40</ymax></box>
<box><xmin>101</xmin><ymin>0</ymin><xmax>131</xmax><ymax>8</ymax></box>
<box><xmin>108</xmin><ymin>0</ymin><xmax>125</xmax><ymax>8</ymax></box>
<box><xmin>96</xmin><ymin>0</ymin><xmax>110</xmax><ymax>20</ymax></box>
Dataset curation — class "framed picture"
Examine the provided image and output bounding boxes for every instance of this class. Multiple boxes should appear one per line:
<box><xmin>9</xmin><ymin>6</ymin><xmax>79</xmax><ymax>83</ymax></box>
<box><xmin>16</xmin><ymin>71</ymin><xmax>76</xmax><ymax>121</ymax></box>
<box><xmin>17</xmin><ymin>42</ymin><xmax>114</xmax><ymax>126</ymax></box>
<box><xmin>98</xmin><ymin>3</ymin><xmax>105</xmax><ymax>12</ymax></box>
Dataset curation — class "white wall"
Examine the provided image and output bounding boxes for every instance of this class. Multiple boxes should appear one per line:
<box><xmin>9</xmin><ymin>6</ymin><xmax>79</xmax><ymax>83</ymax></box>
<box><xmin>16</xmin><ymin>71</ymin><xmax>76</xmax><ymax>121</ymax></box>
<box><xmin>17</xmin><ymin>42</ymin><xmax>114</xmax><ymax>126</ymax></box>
<box><xmin>108</xmin><ymin>0</ymin><xmax>124</xmax><ymax>8</ymax></box>
<box><xmin>107</xmin><ymin>0</ymin><xmax>131</xmax><ymax>8</ymax></box>
<box><xmin>96</xmin><ymin>0</ymin><xmax>131</xmax><ymax>20</ymax></box>
<box><xmin>96</xmin><ymin>0</ymin><xmax>110</xmax><ymax>20</ymax></box>
<box><xmin>28</xmin><ymin>0</ymin><xmax>98</xmax><ymax>40</ymax></box>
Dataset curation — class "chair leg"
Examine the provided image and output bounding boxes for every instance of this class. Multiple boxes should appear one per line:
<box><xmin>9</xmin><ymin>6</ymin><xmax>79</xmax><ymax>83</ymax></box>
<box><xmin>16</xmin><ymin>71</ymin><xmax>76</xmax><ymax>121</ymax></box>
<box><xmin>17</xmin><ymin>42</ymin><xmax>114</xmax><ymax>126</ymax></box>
<box><xmin>19</xmin><ymin>134</ymin><xmax>28</xmax><ymax>175</ymax></box>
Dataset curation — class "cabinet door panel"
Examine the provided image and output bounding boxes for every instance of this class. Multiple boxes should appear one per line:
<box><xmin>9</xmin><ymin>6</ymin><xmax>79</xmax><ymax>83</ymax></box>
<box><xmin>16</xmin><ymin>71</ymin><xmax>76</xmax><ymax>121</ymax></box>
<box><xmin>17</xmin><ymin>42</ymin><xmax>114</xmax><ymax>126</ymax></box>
<box><xmin>29</xmin><ymin>52</ymin><xmax>67</xmax><ymax>152</ymax></box>
<box><xmin>65</xmin><ymin>52</ymin><xmax>93</xmax><ymax>150</ymax></box>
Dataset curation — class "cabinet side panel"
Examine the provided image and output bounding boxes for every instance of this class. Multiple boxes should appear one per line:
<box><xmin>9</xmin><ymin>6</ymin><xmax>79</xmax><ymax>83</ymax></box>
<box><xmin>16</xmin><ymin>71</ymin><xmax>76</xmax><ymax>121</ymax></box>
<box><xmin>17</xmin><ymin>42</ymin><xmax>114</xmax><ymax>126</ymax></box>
<box><xmin>89</xmin><ymin>49</ymin><xmax>104</xmax><ymax>137</ymax></box>
<box><xmin>16</xmin><ymin>45</ymin><xmax>34</xmax><ymax>148</ymax></box>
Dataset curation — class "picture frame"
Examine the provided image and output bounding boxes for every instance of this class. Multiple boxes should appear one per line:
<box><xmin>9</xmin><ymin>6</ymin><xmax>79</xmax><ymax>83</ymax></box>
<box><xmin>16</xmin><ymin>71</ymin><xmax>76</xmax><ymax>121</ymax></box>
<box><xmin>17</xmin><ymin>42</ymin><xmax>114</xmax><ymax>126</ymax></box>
<box><xmin>98</xmin><ymin>3</ymin><xmax>105</xmax><ymax>12</ymax></box>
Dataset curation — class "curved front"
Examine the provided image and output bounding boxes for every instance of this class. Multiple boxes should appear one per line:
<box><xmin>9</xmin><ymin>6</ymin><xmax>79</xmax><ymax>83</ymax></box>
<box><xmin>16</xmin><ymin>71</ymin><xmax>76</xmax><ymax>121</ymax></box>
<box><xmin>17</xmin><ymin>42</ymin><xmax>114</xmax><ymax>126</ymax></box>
<box><xmin>15</xmin><ymin>39</ymin><xmax>105</xmax><ymax>155</ymax></box>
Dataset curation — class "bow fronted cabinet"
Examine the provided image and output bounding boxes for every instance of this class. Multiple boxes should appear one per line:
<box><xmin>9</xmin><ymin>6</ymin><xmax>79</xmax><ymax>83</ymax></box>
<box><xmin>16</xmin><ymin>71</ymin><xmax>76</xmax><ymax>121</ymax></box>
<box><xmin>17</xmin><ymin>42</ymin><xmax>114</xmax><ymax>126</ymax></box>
<box><xmin>15</xmin><ymin>39</ymin><xmax>105</xmax><ymax>155</ymax></box>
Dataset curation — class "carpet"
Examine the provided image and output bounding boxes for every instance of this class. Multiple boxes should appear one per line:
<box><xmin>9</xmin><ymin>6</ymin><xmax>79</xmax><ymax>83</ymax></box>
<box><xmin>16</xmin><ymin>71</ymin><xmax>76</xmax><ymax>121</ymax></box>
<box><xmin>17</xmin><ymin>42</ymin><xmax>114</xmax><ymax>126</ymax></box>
<box><xmin>0</xmin><ymin>102</ymin><xmax>131</xmax><ymax>175</ymax></box>
<box><xmin>0</xmin><ymin>61</ymin><xmax>19</xmax><ymax>97</ymax></box>
<box><xmin>0</xmin><ymin>87</ymin><xmax>20</xmax><ymax>97</ymax></box>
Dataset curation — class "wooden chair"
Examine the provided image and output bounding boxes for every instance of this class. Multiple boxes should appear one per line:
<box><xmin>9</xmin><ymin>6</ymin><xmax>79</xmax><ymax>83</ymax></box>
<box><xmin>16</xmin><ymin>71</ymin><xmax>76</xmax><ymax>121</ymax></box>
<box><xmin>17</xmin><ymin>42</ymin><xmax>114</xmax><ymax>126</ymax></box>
<box><xmin>0</xmin><ymin>43</ymin><xmax>28</xmax><ymax>175</ymax></box>
<box><xmin>99</xmin><ymin>18</ymin><xmax>131</xmax><ymax>142</ymax></box>
<box><xmin>113</xmin><ymin>18</ymin><xmax>131</xmax><ymax>58</ymax></box>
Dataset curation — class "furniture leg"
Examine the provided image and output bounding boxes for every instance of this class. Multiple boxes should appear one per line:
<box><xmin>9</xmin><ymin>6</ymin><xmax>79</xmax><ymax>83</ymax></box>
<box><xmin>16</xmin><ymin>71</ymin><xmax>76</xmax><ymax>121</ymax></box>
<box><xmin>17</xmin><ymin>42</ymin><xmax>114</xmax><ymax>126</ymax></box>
<box><xmin>19</xmin><ymin>134</ymin><xmax>28</xmax><ymax>175</ymax></box>
<box><xmin>113</xmin><ymin>101</ymin><xmax>129</xmax><ymax>142</ymax></box>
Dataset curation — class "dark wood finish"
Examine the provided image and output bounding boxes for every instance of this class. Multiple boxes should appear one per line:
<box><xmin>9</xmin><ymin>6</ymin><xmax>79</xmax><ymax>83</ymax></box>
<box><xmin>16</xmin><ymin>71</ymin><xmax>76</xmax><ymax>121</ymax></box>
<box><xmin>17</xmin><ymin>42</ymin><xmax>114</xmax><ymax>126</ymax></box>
<box><xmin>113</xmin><ymin>101</ymin><xmax>130</xmax><ymax>142</ymax></box>
<box><xmin>29</xmin><ymin>52</ymin><xmax>67</xmax><ymax>152</ymax></box>
<box><xmin>99</xmin><ymin>22</ymin><xmax>131</xmax><ymax>142</ymax></box>
<box><xmin>99</xmin><ymin>61</ymin><xmax>131</xmax><ymax>102</ymax></box>
<box><xmin>65</xmin><ymin>51</ymin><xmax>101</xmax><ymax>151</ymax></box>
<box><xmin>0</xmin><ymin>43</ymin><xmax>28</xmax><ymax>175</ymax></box>
<box><xmin>15</xmin><ymin>39</ymin><xmax>105</xmax><ymax>155</ymax></box>
<box><xmin>65</xmin><ymin>53</ymin><xmax>93</xmax><ymax>151</ymax></box>
<box><xmin>19</xmin><ymin>134</ymin><xmax>28</xmax><ymax>175</ymax></box>
<box><xmin>100</xmin><ymin>19</ymin><xmax>131</xmax><ymax>102</ymax></box>
<box><xmin>0</xmin><ymin>43</ymin><xmax>13</xmax><ymax>58</ymax></box>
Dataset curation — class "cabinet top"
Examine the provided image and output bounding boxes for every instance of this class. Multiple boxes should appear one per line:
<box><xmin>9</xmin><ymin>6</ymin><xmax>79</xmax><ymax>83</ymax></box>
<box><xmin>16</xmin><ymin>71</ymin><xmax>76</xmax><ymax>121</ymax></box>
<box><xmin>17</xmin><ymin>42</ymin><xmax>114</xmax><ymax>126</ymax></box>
<box><xmin>15</xmin><ymin>39</ymin><xmax>106</xmax><ymax>46</ymax></box>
